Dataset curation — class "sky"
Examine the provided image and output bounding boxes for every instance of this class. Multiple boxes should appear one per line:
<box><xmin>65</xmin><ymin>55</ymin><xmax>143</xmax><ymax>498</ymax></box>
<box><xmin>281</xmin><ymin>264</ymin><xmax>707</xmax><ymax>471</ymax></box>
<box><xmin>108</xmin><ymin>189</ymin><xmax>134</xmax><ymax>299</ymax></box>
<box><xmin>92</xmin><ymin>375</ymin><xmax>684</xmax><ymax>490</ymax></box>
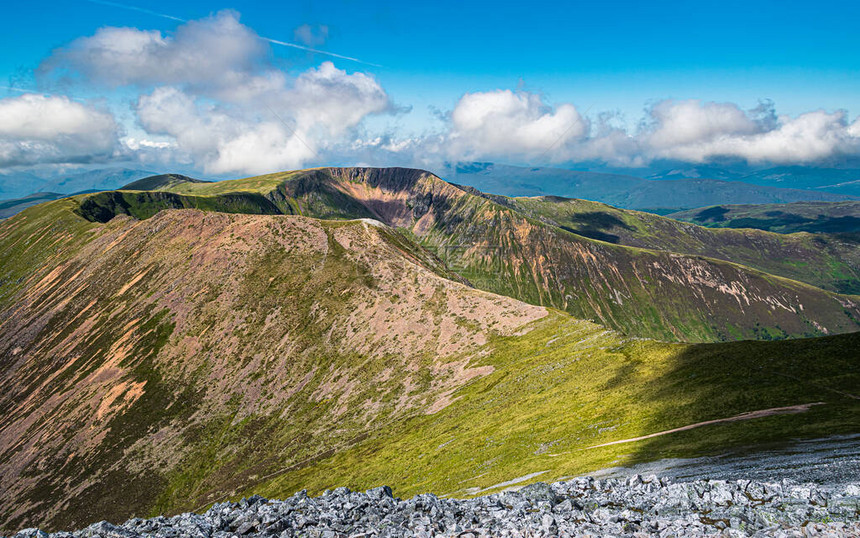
<box><xmin>1</xmin><ymin>0</ymin><xmax>859</xmax><ymax>179</ymax></box>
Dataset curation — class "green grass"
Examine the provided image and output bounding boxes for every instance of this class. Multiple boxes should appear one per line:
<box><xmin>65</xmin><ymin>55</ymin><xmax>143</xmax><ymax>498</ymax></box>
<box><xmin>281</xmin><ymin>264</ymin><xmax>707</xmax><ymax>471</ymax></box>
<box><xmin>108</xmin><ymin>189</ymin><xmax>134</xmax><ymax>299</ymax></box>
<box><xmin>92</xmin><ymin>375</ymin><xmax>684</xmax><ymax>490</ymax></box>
<box><xmin>669</xmin><ymin>201</ymin><xmax>860</xmax><ymax>235</ymax></box>
<box><xmin>512</xmin><ymin>196</ymin><xmax>860</xmax><ymax>294</ymax></box>
<box><xmin>36</xmin><ymin>167</ymin><xmax>860</xmax><ymax>344</ymax></box>
<box><xmin>0</xmin><ymin>192</ymin><xmax>858</xmax><ymax>532</ymax></box>
<box><xmin>251</xmin><ymin>313</ymin><xmax>859</xmax><ymax>502</ymax></box>
<box><xmin>0</xmin><ymin>198</ymin><xmax>99</xmax><ymax>310</ymax></box>
<box><xmin>163</xmin><ymin>170</ymin><xmax>304</xmax><ymax>195</ymax></box>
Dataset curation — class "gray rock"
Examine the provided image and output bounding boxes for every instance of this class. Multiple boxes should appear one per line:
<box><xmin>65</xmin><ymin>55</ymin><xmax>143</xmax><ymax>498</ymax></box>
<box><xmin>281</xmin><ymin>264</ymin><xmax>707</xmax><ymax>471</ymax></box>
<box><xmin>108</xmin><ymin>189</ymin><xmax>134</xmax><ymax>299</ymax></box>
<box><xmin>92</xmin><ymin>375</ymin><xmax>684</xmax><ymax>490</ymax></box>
<box><xmin>519</xmin><ymin>481</ymin><xmax>560</xmax><ymax>506</ymax></box>
<box><xmin>5</xmin><ymin>476</ymin><xmax>860</xmax><ymax>538</ymax></box>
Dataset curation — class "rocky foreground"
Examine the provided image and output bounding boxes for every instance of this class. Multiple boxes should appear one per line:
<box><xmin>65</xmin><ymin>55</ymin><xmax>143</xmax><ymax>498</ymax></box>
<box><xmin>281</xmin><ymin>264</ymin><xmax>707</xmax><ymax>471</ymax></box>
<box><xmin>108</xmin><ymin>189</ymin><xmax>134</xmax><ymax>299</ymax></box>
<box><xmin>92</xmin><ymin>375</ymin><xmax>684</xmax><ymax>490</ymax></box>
<box><xmin>8</xmin><ymin>476</ymin><xmax>860</xmax><ymax>538</ymax></box>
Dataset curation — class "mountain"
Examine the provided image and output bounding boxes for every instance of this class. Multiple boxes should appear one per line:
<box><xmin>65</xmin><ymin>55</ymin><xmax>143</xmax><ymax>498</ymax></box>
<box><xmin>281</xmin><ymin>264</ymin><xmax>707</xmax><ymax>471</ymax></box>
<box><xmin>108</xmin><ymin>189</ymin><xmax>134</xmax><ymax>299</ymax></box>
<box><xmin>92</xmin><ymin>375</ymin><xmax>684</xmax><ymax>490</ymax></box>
<box><xmin>649</xmin><ymin>165</ymin><xmax>860</xmax><ymax>197</ymax></box>
<box><xmin>70</xmin><ymin>168</ymin><xmax>860</xmax><ymax>340</ymax></box>
<box><xmin>42</xmin><ymin>167</ymin><xmax>157</xmax><ymax>195</ymax></box>
<box><xmin>1</xmin><ymin>178</ymin><xmax>857</xmax><ymax>532</ymax></box>
<box><xmin>668</xmin><ymin>201</ymin><xmax>860</xmax><ymax>235</ymax></box>
<box><xmin>63</xmin><ymin>167</ymin><xmax>860</xmax><ymax>342</ymax></box>
<box><xmin>0</xmin><ymin>168</ymin><xmax>156</xmax><ymax>201</ymax></box>
<box><xmin>507</xmin><ymin>196</ymin><xmax>860</xmax><ymax>295</ymax></box>
<box><xmin>736</xmin><ymin>166</ymin><xmax>860</xmax><ymax>195</ymax></box>
<box><xmin>0</xmin><ymin>171</ymin><xmax>44</xmax><ymax>200</ymax></box>
<box><xmin>439</xmin><ymin>163</ymin><xmax>859</xmax><ymax>212</ymax></box>
<box><xmin>120</xmin><ymin>173</ymin><xmax>210</xmax><ymax>191</ymax></box>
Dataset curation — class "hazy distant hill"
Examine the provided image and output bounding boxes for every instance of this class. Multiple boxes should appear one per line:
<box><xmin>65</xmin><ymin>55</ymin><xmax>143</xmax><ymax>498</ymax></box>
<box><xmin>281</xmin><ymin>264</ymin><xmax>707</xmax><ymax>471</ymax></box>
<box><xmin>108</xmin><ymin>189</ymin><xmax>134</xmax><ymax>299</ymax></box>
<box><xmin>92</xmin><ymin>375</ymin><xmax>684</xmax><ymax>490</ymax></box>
<box><xmin>0</xmin><ymin>192</ymin><xmax>65</xmax><ymax>219</ymax></box>
<box><xmin>648</xmin><ymin>164</ymin><xmax>860</xmax><ymax>197</ymax></box>
<box><xmin>120</xmin><ymin>173</ymin><xmax>209</xmax><ymax>191</ymax></box>
<box><xmin>438</xmin><ymin>163</ymin><xmax>858</xmax><ymax>212</ymax></box>
<box><xmin>669</xmin><ymin>201</ymin><xmax>860</xmax><ymax>235</ymax></box>
<box><xmin>0</xmin><ymin>167</ymin><xmax>155</xmax><ymax>200</ymax></box>
<box><xmin>738</xmin><ymin>166</ymin><xmax>860</xmax><ymax>197</ymax></box>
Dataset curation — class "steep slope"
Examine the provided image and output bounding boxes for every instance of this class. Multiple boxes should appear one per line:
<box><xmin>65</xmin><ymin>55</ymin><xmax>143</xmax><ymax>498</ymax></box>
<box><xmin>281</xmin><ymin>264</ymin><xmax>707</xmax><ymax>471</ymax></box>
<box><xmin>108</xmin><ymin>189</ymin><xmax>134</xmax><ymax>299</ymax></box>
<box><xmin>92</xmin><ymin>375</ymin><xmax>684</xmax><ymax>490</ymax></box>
<box><xmin>0</xmin><ymin>205</ymin><xmax>544</xmax><ymax>531</ymax></box>
<box><xmin>71</xmin><ymin>167</ymin><xmax>860</xmax><ymax>342</ymax></box>
<box><xmin>0</xmin><ymin>200</ymin><xmax>857</xmax><ymax>533</ymax></box>
<box><xmin>510</xmin><ymin>196</ymin><xmax>860</xmax><ymax>294</ymax></box>
<box><xmin>439</xmin><ymin>163</ymin><xmax>858</xmax><ymax>211</ymax></box>
<box><xmin>668</xmin><ymin>201</ymin><xmax>860</xmax><ymax>235</ymax></box>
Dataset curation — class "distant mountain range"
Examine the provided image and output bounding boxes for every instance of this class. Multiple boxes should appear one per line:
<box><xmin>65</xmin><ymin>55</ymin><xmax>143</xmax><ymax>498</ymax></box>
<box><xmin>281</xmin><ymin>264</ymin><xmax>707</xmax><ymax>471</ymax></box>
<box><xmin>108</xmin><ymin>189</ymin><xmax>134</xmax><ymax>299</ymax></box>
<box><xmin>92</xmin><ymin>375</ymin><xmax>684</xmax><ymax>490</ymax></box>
<box><xmin>649</xmin><ymin>164</ymin><xmax>860</xmax><ymax>197</ymax></box>
<box><xmin>438</xmin><ymin>163</ymin><xmax>859</xmax><ymax>212</ymax></box>
<box><xmin>2</xmin><ymin>163</ymin><xmax>859</xmax><ymax>218</ymax></box>
<box><xmin>669</xmin><ymin>201</ymin><xmax>860</xmax><ymax>235</ymax></box>
<box><xmin>0</xmin><ymin>167</ymin><xmax>155</xmax><ymax>200</ymax></box>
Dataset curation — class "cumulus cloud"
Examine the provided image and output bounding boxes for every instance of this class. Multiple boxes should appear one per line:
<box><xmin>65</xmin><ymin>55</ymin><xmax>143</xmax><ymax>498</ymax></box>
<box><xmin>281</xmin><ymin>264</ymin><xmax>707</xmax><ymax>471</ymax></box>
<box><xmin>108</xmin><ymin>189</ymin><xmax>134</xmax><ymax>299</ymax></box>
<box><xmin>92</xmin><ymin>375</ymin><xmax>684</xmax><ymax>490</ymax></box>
<box><xmin>22</xmin><ymin>9</ymin><xmax>860</xmax><ymax>174</ymax></box>
<box><xmin>40</xmin><ymin>10</ymin><xmax>264</xmax><ymax>89</ymax></box>
<box><xmin>406</xmin><ymin>92</ymin><xmax>860</xmax><ymax>167</ymax></box>
<box><xmin>446</xmin><ymin>90</ymin><xmax>586</xmax><ymax>162</ymax></box>
<box><xmin>0</xmin><ymin>94</ymin><xmax>119</xmax><ymax>167</ymax></box>
<box><xmin>638</xmin><ymin>99</ymin><xmax>860</xmax><ymax>163</ymax></box>
<box><xmin>135</xmin><ymin>62</ymin><xmax>391</xmax><ymax>175</ymax></box>
<box><xmin>34</xmin><ymin>10</ymin><xmax>395</xmax><ymax>174</ymax></box>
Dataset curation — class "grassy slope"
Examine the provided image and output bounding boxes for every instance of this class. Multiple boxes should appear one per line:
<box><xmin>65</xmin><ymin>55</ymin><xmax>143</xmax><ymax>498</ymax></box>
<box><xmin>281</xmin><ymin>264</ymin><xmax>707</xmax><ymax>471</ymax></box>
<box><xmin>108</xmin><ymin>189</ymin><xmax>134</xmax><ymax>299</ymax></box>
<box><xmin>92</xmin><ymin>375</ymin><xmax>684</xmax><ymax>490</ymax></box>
<box><xmin>0</xmin><ymin>203</ymin><xmax>543</xmax><ymax>531</ymax></box>
<box><xmin>67</xmin><ymin>168</ymin><xmax>860</xmax><ymax>343</ymax></box>
<box><xmin>512</xmin><ymin>197</ymin><xmax>860</xmax><ymax>294</ymax></box>
<box><xmin>118</xmin><ymin>173</ymin><xmax>209</xmax><ymax>192</ymax></box>
<box><xmin>668</xmin><ymin>201</ymin><xmax>860</xmax><ymax>235</ymax></box>
<box><xmin>258</xmin><ymin>317</ymin><xmax>859</xmax><ymax>502</ymax></box>
<box><xmin>0</xmin><ymin>197</ymin><xmax>857</xmax><ymax>533</ymax></box>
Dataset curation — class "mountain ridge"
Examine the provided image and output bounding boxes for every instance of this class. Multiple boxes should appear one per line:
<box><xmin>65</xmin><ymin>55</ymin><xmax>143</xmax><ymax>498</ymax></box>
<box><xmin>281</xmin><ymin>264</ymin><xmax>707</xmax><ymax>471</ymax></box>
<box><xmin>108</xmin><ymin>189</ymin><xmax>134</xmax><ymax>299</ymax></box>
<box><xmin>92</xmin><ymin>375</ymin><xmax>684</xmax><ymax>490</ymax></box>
<box><xmin>0</xmin><ymin>166</ymin><xmax>858</xmax><ymax>532</ymax></box>
<box><xmin>64</xmin><ymin>166</ymin><xmax>860</xmax><ymax>342</ymax></box>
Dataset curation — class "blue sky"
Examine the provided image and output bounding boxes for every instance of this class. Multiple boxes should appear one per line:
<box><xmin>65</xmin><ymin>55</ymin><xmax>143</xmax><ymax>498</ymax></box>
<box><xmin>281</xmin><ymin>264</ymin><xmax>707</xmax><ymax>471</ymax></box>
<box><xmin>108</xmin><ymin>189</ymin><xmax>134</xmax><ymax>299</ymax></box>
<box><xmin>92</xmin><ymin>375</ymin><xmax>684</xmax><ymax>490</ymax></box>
<box><xmin>1</xmin><ymin>0</ymin><xmax>859</xmax><ymax>177</ymax></box>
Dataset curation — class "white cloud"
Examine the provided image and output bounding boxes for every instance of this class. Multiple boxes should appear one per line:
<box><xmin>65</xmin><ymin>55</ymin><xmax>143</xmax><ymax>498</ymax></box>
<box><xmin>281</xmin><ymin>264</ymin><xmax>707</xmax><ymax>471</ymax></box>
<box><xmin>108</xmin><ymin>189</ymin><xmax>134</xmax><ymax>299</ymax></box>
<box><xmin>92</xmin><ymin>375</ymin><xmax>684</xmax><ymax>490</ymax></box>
<box><xmin>37</xmin><ymin>9</ymin><xmax>395</xmax><ymax>175</ymax></box>
<box><xmin>24</xmin><ymin>9</ymin><xmax>860</xmax><ymax>174</ymax></box>
<box><xmin>643</xmin><ymin>99</ymin><xmax>764</xmax><ymax>150</ymax></box>
<box><xmin>446</xmin><ymin>90</ymin><xmax>586</xmax><ymax>162</ymax></box>
<box><xmin>40</xmin><ymin>10</ymin><xmax>264</xmax><ymax>89</ymax></box>
<box><xmin>398</xmin><ymin>92</ymin><xmax>860</xmax><ymax>167</ymax></box>
<box><xmin>0</xmin><ymin>94</ymin><xmax>119</xmax><ymax>167</ymax></box>
<box><xmin>640</xmin><ymin>100</ymin><xmax>860</xmax><ymax>164</ymax></box>
<box><xmin>135</xmin><ymin>62</ymin><xmax>391</xmax><ymax>175</ymax></box>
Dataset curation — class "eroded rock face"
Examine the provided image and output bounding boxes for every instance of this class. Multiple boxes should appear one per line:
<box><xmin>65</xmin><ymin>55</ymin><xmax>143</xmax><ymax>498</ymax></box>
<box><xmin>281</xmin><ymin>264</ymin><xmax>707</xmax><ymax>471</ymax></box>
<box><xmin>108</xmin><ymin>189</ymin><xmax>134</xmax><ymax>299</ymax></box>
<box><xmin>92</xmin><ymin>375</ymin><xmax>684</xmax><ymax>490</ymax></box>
<box><xmin>7</xmin><ymin>475</ymin><xmax>859</xmax><ymax>538</ymax></box>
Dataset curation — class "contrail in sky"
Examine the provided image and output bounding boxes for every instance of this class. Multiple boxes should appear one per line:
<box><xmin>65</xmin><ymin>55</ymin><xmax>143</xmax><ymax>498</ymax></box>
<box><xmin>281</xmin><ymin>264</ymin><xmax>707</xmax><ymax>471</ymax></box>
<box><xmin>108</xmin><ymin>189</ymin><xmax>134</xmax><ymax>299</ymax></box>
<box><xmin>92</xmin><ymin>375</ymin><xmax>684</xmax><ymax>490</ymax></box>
<box><xmin>0</xmin><ymin>86</ymin><xmax>86</xmax><ymax>101</ymax></box>
<box><xmin>87</xmin><ymin>0</ymin><xmax>184</xmax><ymax>22</ymax></box>
<box><xmin>85</xmin><ymin>0</ymin><xmax>380</xmax><ymax>67</ymax></box>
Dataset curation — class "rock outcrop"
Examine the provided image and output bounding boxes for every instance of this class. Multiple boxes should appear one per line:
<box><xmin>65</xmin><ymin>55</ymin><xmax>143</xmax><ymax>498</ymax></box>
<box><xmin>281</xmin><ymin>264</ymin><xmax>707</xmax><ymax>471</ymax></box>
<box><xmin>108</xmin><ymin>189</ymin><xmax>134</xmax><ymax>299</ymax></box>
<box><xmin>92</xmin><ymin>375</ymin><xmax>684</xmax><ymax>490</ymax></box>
<box><xmin>6</xmin><ymin>475</ymin><xmax>859</xmax><ymax>537</ymax></box>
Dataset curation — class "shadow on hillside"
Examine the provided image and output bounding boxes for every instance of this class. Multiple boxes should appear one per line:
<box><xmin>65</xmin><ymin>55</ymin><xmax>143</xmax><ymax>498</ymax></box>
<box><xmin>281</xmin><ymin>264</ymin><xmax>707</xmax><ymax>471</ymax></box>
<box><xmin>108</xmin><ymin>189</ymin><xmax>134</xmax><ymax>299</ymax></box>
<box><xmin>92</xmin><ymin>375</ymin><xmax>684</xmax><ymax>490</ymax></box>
<box><xmin>620</xmin><ymin>333</ymin><xmax>860</xmax><ymax>468</ymax></box>
<box><xmin>559</xmin><ymin>211</ymin><xmax>634</xmax><ymax>244</ymax></box>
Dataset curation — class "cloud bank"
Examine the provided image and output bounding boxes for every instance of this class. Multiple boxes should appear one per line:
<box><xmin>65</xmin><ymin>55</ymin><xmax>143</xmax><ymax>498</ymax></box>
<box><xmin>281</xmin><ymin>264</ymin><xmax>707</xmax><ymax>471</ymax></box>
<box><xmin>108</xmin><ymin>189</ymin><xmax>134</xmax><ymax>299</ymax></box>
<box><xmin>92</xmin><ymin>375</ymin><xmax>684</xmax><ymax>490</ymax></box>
<box><xmin>1</xmin><ymin>10</ymin><xmax>858</xmax><ymax>175</ymax></box>
<box><xmin>435</xmin><ymin>93</ymin><xmax>860</xmax><ymax>166</ymax></box>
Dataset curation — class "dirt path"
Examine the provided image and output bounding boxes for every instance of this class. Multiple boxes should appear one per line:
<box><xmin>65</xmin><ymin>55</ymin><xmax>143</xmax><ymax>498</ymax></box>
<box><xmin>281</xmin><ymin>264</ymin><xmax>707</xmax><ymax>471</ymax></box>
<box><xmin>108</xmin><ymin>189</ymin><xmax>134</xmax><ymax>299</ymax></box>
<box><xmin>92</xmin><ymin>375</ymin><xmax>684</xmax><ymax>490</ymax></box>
<box><xmin>586</xmin><ymin>402</ymin><xmax>824</xmax><ymax>449</ymax></box>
